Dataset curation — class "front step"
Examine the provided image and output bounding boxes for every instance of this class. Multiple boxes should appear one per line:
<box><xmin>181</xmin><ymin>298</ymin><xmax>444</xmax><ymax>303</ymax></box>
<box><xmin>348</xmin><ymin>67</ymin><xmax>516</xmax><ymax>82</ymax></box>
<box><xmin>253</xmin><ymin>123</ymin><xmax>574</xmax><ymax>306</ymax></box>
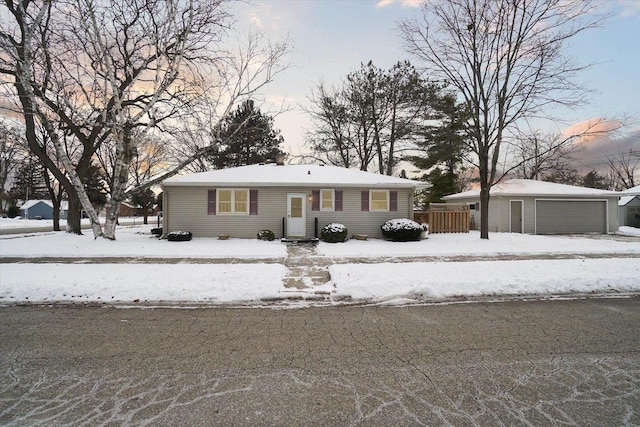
<box><xmin>281</xmin><ymin>237</ymin><xmax>319</xmax><ymax>244</ymax></box>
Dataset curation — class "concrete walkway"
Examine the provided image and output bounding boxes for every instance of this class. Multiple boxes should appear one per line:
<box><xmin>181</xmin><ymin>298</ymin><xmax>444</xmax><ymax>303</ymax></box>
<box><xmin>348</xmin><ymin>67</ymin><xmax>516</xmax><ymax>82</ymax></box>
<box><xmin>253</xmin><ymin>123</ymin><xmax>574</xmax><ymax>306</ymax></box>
<box><xmin>281</xmin><ymin>242</ymin><xmax>334</xmax><ymax>300</ymax></box>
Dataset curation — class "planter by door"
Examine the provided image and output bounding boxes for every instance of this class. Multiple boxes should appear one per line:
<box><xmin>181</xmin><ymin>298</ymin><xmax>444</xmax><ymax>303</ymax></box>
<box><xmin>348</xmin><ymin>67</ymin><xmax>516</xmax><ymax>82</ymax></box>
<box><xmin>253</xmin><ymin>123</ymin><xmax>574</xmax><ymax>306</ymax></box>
<box><xmin>287</xmin><ymin>193</ymin><xmax>306</xmax><ymax>237</ymax></box>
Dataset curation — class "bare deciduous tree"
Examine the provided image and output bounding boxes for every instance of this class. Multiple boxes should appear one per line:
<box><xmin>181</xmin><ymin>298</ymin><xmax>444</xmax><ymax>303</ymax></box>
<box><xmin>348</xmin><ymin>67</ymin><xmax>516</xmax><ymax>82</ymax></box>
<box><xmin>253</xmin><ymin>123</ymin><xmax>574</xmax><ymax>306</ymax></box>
<box><xmin>507</xmin><ymin>118</ymin><xmax>623</xmax><ymax>181</ymax></box>
<box><xmin>608</xmin><ymin>148</ymin><xmax>639</xmax><ymax>190</ymax></box>
<box><xmin>401</xmin><ymin>0</ymin><xmax>604</xmax><ymax>238</ymax></box>
<box><xmin>304</xmin><ymin>61</ymin><xmax>437</xmax><ymax>175</ymax></box>
<box><xmin>1</xmin><ymin>0</ymin><xmax>289</xmax><ymax>240</ymax></box>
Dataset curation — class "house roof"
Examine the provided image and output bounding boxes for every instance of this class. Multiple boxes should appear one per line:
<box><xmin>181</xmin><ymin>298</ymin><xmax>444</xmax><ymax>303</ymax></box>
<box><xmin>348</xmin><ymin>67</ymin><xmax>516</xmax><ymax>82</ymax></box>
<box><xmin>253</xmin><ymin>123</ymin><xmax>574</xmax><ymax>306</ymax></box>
<box><xmin>19</xmin><ymin>199</ymin><xmax>52</xmax><ymax>210</ymax></box>
<box><xmin>162</xmin><ymin>164</ymin><xmax>430</xmax><ymax>189</ymax></box>
<box><xmin>620</xmin><ymin>195</ymin><xmax>640</xmax><ymax>206</ymax></box>
<box><xmin>443</xmin><ymin>179</ymin><xmax>621</xmax><ymax>200</ymax></box>
<box><xmin>19</xmin><ymin>200</ymin><xmax>69</xmax><ymax>210</ymax></box>
<box><xmin>622</xmin><ymin>185</ymin><xmax>640</xmax><ymax>196</ymax></box>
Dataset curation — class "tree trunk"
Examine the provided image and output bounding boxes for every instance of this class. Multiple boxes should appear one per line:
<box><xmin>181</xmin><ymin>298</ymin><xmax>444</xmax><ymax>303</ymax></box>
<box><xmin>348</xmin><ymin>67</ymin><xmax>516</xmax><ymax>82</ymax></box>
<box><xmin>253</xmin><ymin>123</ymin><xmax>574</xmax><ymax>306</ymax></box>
<box><xmin>66</xmin><ymin>194</ymin><xmax>82</xmax><ymax>234</ymax></box>
<box><xmin>479</xmin><ymin>145</ymin><xmax>490</xmax><ymax>240</ymax></box>
<box><xmin>479</xmin><ymin>187</ymin><xmax>490</xmax><ymax>239</ymax></box>
<box><xmin>51</xmin><ymin>201</ymin><xmax>61</xmax><ymax>232</ymax></box>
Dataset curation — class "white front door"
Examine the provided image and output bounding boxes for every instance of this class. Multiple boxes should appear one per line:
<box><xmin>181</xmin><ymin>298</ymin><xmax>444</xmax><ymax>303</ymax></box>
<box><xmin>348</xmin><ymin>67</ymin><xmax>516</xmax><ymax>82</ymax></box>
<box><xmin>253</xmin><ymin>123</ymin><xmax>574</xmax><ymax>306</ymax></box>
<box><xmin>287</xmin><ymin>193</ymin><xmax>306</xmax><ymax>237</ymax></box>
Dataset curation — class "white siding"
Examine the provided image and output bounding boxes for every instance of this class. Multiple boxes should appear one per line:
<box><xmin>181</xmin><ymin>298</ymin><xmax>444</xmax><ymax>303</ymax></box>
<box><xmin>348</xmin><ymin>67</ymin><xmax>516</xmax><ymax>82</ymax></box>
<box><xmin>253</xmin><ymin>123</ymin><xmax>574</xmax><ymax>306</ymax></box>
<box><xmin>441</xmin><ymin>196</ymin><xmax>618</xmax><ymax>234</ymax></box>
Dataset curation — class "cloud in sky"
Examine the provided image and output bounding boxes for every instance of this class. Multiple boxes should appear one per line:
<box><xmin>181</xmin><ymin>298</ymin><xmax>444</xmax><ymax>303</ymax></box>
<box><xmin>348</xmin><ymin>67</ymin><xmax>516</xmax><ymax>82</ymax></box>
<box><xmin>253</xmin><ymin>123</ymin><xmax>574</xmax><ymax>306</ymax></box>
<box><xmin>562</xmin><ymin>118</ymin><xmax>624</xmax><ymax>145</ymax></box>
<box><xmin>249</xmin><ymin>10</ymin><xmax>263</xmax><ymax>28</ymax></box>
<box><xmin>560</xmin><ymin>118</ymin><xmax>639</xmax><ymax>172</ymax></box>
<box><xmin>619</xmin><ymin>0</ymin><xmax>640</xmax><ymax>18</ymax></box>
<box><xmin>375</xmin><ymin>0</ymin><xmax>424</xmax><ymax>9</ymax></box>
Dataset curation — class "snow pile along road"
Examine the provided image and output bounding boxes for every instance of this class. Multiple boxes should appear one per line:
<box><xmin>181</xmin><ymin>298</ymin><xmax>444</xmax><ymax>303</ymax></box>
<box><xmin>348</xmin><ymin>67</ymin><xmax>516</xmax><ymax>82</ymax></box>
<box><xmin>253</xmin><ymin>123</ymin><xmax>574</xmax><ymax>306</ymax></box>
<box><xmin>1</xmin><ymin>221</ymin><xmax>639</xmax><ymax>306</ymax></box>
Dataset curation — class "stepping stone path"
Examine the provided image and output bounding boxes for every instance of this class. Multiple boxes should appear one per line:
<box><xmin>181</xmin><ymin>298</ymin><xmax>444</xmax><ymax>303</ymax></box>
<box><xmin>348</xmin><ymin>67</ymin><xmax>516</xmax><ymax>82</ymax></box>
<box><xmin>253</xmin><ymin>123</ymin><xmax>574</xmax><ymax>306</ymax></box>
<box><xmin>282</xmin><ymin>242</ymin><xmax>335</xmax><ymax>299</ymax></box>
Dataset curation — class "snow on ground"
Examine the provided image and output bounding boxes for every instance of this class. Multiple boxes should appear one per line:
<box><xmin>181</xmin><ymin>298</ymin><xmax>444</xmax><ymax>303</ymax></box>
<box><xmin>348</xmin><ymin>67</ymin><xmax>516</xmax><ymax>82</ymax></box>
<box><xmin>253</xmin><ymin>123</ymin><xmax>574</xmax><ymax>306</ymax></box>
<box><xmin>330</xmin><ymin>258</ymin><xmax>640</xmax><ymax>305</ymax></box>
<box><xmin>0</xmin><ymin>224</ymin><xmax>286</xmax><ymax>259</ymax></box>
<box><xmin>1</xmin><ymin>264</ymin><xmax>287</xmax><ymax>305</ymax></box>
<box><xmin>1</xmin><ymin>220</ymin><xmax>639</xmax><ymax>306</ymax></box>
<box><xmin>317</xmin><ymin>230</ymin><xmax>640</xmax><ymax>258</ymax></box>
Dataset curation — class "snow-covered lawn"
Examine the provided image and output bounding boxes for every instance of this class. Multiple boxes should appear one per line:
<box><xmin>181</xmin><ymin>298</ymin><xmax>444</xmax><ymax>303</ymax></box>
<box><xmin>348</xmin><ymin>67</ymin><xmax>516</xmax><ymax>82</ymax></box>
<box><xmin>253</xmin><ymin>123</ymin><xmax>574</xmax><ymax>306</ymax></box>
<box><xmin>1</xmin><ymin>220</ymin><xmax>639</xmax><ymax>306</ymax></box>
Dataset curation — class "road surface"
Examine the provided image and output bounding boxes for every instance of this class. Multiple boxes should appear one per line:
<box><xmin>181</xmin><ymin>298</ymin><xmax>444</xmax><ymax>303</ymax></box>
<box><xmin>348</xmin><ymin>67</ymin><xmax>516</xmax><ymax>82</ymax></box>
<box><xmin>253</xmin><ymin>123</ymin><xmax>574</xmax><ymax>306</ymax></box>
<box><xmin>1</xmin><ymin>298</ymin><xmax>638</xmax><ymax>425</ymax></box>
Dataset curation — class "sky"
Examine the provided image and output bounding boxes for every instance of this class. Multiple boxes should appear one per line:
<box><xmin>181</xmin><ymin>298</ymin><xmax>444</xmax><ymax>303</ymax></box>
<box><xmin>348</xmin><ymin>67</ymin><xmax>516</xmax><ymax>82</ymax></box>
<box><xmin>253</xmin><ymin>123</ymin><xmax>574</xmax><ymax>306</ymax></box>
<box><xmin>232</xmin><ymin>0</ymin><xmax>640</xmax><ymax>174</ymax></box>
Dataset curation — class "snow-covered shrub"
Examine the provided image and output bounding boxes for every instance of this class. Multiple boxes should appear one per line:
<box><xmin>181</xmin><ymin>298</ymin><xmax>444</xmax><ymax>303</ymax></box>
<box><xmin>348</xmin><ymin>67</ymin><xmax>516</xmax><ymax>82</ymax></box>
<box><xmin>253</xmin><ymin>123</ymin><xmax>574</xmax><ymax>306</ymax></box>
<box><xmin>257</xmin><ymin>229</ymin><xmax>275</xmax><ymax>241</ymax></box>
<box><xmin>167</xmin><ymin>230</ymin><xmax>192</xmax><ymax>242</ymax></box>
<box><xmin>381</xmin><ymin>219</ymin><xmax>422</xmax><ymax>242</ymax></box>
<box><xmin>320</xmin><ymin>223</ymin><xmax>348</xmax><ymax>243</ymax></box>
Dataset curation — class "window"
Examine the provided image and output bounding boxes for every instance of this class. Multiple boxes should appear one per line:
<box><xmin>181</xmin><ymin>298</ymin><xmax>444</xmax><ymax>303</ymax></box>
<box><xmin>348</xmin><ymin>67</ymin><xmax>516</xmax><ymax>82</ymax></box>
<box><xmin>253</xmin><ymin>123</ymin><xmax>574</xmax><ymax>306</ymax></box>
<box><xmin>321</xmin><ymin>189</ymin><xmax>335</xmax><ymax>211</ymax></box>
<box><xmin>370</xmin><ymin>190</ymin><xmax>389</xmax><ymax>211</ymax></box>
<box><xmin>217</xmin><ymin>189</ymin><xmax>249</xmax><ymax>215</ymax></box>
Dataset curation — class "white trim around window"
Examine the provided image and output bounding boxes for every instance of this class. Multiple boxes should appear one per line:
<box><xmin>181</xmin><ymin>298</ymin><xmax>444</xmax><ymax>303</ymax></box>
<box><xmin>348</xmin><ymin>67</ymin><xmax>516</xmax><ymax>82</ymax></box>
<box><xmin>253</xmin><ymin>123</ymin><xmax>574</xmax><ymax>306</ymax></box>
<box><xmin>320</xmin><ymin>189</ymin><xmax>335</xmax><ymax>211</ymax></box>
<box><xmin>217</xmin><ymin>188</ymin><xmax>250</xmax><ymax>215</ymax></box>
<box><xmin>369</xmin><ymin>189</ymin><xmax>389</xmax><ymax>212</ymax></box>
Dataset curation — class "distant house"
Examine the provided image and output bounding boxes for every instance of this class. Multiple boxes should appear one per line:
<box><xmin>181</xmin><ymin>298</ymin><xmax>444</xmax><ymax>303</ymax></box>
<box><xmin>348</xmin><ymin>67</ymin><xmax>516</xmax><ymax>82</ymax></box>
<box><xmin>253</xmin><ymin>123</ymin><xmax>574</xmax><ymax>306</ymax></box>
<box><xmin>19</xmin><ymin>200</ymin><xmax>69</xmax><ymax>220</ymax></box>
<box><xmin>118</xmin><ymin>202</ymin><xmax>143</xmax><ymax>217</ymax></box>
<box><xmin>443</xmin><ymin>179</ymin><xmax>620</xmax><ymax>234</ymax></box>
<box><xmin>161</xmin><ymin>164</ymin><xmax>429</xmax><ymax>239</ymax></box>
<box><xmin>619</xmin><ymin>185</ymin><xmax>640</xmax><ymax>228</ymax></box>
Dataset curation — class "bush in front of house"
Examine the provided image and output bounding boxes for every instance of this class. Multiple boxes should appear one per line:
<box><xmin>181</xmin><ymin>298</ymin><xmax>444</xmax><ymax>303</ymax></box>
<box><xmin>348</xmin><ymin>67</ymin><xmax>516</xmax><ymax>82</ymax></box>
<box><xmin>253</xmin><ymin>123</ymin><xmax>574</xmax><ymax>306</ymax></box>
<box><xmin>257</xmin><ymin>229</ymin><xmax>275</xmax><ymax>241</ymax></box>
<box><xmin>151</xmin><ymin>227</ymin><xmax>163</xmax><ymax>236</ymax></box>
<box><xmin>167</xmin><ymin>230</ymin><xmax>192</xmax><ymax>241</ymax></box>
<box><xmin>320</xmin><ymin>223</ymin><xmax>348</xmax><ymax>243</ymax></box>
<box><xmin>7</xmin><ymin>206</ymin><xmax>19</xmax><ymax>218</ymax></box>
<box><xmin>381</xmin><ymin>218</ymin><xmax>422</xmax><ymax>242</ymax></box>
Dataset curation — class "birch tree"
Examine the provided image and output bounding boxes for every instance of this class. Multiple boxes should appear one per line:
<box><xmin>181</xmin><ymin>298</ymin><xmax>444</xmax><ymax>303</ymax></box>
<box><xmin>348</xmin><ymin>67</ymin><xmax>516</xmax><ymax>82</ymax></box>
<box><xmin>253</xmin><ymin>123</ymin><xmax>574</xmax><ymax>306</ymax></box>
<box><xmin>401</xmin><ymin>0</ymin><xmax>604</xmax><ymax>238</ymax></box>
<box><xmin>1</xmin><ymin>0</ymin><xmax>289</xmax><ymax>240</ymax></box>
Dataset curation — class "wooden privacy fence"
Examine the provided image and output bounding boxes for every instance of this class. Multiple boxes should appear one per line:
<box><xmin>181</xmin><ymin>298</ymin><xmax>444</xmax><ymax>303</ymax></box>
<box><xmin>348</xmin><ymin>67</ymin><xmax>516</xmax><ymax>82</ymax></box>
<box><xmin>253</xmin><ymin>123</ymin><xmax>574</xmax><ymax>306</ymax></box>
<box><xmin>428</xmin><ymin>203</ymin><xmax>470</xmax><ymax>233</ymax></box>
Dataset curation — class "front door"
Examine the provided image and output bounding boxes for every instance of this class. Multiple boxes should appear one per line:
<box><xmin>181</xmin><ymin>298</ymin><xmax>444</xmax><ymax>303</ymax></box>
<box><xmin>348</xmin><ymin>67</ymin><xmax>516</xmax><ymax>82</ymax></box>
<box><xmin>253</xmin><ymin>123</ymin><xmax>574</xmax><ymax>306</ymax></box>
<box><xmin>510</xmin><ymin>200</ymin><xmax>523</xmax><ymax>233</ymax></box>
<box><xmin>287</xmin><ymin>193</ymin><xmax>306</xmax><ymax>237</ymax></box>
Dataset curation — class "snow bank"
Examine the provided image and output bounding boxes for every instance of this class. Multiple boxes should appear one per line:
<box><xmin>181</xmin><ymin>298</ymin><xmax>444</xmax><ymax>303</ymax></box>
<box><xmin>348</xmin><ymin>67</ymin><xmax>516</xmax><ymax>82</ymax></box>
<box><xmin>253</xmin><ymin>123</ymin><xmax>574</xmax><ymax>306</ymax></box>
<box><xmin>0</xmin><ymin>264</ymin><xmax>287</xmax><ymax>305</ymax></box>
<box><xmin>330</xmin><ymin>258</ymin><xmax>640</xmax><ymax>303</ymax></box>
<box><xmin>318</xmin><ymin>230</ymin><xmax>640</xmax><ymax>257</ymax></box>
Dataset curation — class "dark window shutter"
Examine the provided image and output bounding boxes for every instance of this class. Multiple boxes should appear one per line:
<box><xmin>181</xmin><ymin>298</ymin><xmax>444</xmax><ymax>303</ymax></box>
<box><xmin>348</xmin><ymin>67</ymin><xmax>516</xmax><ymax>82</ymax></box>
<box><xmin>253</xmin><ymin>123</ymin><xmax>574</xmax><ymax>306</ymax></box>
<box><xmin>208</xmin><ymin>189</ymin><xmax>216</xmax><ymax>215</ymax></box>
<box><xmin>311</xmin><ymin>190</ymin><xmax>320</xmax><ymax>211</ymax></box>
<box><xmin>390</xmin><ymin>191</ymin><xmax>397</xmax><ymax>212</ymax></box>
<box><xmin>361</xmin><ymin>190</ymin><xmax>369</xmax><ymax>212</ymax></box>
<box><xmin>335</xmin><ymin>190</ymin><xmax>343</xmax><ymax>211</ymax></box>
<box><xmin>250</xmin><ymin>190</ymin><xmax>258</xmax><ymax>215</ymax></box>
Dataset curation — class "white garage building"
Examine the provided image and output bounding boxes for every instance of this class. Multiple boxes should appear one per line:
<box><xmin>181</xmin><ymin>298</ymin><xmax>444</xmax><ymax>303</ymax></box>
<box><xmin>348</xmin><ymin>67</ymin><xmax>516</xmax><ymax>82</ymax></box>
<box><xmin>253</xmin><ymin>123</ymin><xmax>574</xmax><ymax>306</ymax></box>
<box><xmin>443</xmin><ymin>179</ymin><xmax>621</xmax><ymax>234</ymax></box>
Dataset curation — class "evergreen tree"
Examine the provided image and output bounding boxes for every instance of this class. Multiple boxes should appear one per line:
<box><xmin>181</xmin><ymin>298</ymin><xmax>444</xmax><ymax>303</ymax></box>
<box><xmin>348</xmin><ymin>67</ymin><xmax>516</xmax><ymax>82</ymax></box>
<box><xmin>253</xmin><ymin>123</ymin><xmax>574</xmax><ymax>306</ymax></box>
<box><xmin>408</xmin><ymin>92</ymin><xmax>470</xmax><ymax>206</ymax></box>
<box><xmin>83</xmin><ymin>162</ymin><xmax>108</xmax><ymax>208</ymax></box>
<box><xmin>9</xmin><ymin>156</ymin><xmax>49</xmax><ymax>201</ymax></box>
<box><xmin>581</xmin><ymin>170</ymin><xmax>610</xmax><ymax>190</ymax></box>
<box><xmin>207</xmin><ymin>100</ymin><xmax>285</xmax><ymax>168</ymax></box>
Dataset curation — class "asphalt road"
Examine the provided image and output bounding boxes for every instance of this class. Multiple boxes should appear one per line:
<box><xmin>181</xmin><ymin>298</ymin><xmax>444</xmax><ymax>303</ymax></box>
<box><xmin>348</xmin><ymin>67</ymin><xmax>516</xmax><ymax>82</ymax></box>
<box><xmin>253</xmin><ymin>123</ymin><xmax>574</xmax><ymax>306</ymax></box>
<box><xmin>1</xmin><ymin>298</ymin><xmax>639</xmax><ymax>426</ymax></box>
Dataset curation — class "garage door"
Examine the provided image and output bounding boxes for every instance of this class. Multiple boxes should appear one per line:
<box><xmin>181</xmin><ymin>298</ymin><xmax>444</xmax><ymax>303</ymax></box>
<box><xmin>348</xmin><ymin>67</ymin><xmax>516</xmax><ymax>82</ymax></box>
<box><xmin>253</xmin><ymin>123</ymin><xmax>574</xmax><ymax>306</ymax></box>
<box><xmin>535</xmin><ymin>200</ymin><xmax>607</xmax><ymax>234</ymax></box>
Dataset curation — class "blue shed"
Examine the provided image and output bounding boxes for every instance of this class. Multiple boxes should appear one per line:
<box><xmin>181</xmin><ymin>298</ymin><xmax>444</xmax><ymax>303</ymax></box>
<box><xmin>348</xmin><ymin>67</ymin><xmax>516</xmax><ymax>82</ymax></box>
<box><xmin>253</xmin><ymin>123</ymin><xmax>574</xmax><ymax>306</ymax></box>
<box><xmin>20</xmin><ymin>200</ymin><xmax>54</xmax><ymax>219</ymax></box>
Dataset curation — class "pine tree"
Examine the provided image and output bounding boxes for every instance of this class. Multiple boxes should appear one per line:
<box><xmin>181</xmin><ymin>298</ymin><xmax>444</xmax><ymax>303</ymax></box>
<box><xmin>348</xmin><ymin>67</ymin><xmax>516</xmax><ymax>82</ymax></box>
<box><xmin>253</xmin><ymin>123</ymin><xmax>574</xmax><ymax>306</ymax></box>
<box><xmin>408</xmin><ymin>92</ymin><xmax>470</xmax><ymax>206</ymax></box>
<box><xmin>207</xmin><ymin>100</ymin><xmax>285</xmax><ymax>168</ymax></box>
<box><xmin>83</xmin><ymin>162</ymin><xmax>108</xmax><ymax>208</ymax></box>
<box><xmin>581</xmin><ymin>170</ymin><xmax>610</xmax><ymax>190</ymax></box>
<box><xmin>9</xmin><ymin>157</ymin><xmax>49</xmax><ymax>201</ymax></box>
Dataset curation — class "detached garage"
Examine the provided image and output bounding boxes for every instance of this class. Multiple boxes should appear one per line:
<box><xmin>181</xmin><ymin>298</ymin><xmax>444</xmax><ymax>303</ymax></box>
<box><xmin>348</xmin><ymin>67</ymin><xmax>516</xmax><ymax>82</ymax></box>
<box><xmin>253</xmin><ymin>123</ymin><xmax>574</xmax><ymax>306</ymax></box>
<box><xmin>535</xmin><ymin>200</ymin><xmax>606</xmax><ymax>234</ymax></box>
<box><xmin>443</xmin><ymin>179</ymin><xmax>620</xmax><ymax>235</ymax></box>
